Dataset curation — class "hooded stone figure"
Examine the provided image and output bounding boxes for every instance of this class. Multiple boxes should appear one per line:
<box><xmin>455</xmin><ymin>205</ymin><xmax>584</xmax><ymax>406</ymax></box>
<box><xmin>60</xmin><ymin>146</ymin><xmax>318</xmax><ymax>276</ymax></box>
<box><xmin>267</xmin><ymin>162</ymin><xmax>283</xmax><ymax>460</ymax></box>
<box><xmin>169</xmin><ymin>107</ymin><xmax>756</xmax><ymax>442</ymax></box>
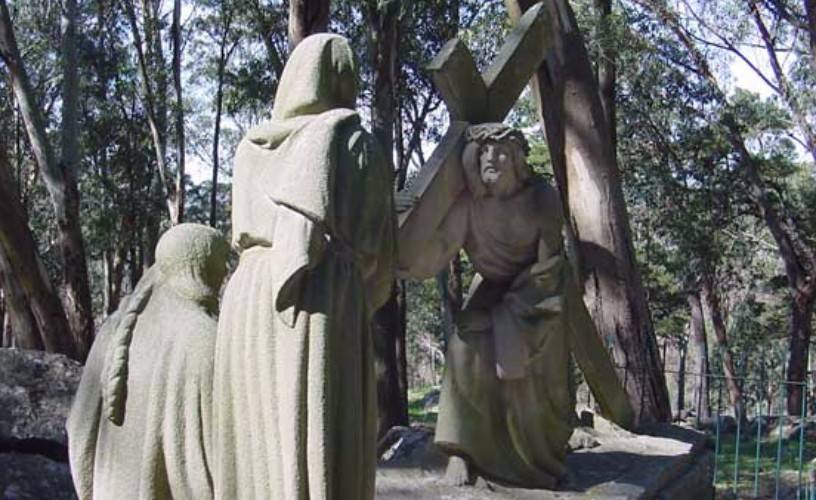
<box><xmin>211</xmin><ymin>34</ymin><xmax>395</xmax><ymax>499</ymax></box>
<box><xmin>67</xmin><ymin>223</ymin><xmax>230</xmax><ymax>500</ymax></box>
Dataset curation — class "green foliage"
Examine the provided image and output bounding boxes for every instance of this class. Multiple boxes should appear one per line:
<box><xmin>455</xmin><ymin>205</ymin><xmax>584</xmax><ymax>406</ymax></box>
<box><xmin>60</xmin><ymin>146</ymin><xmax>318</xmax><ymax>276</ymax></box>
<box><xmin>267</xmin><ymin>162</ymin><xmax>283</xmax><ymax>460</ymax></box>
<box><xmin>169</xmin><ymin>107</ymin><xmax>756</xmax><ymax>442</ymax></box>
<box><xmin>407</xmin><ymin>386</ymin><xmax>439</xmax><ymax>425</ymax></box>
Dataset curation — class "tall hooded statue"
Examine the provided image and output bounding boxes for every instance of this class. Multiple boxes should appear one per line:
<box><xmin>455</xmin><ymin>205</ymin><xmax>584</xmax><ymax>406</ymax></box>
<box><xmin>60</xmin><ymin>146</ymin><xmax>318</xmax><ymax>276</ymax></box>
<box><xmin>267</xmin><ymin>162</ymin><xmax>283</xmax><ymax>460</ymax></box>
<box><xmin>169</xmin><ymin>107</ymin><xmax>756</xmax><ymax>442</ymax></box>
<box><xmin>67</xmin><ymin>223</ymin><xmax>230</xmax><ymax>500</ymax></box>
<box><xmin>211</xmin><ymin>34</ymin><xmax>395</xmax><ymax>499</ymax></box>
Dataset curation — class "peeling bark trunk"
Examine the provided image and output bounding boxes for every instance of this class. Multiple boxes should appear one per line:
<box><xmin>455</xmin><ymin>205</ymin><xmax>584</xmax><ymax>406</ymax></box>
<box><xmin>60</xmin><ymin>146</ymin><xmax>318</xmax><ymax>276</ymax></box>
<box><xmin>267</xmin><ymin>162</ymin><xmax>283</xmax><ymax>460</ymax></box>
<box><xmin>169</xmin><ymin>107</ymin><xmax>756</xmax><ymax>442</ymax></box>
<box><xmin>0</xmin><ymin>0</ymin><xmax>91</xmax><ymax>360</ymax></box>
<box><xmin>0</xmin><ymin>149</ymin><xmax>73</xmax><ymax>355</ymax></box>
<box><xmin>288</xmin><ymin>0</ymin><xmax>329</xmax><ymax>51</ymax></box>
<box><xmin>688</xmin><ymin>291</ymin><xmax>711</xmax><ymax>424</ymax></box>
<box><xmin>787</xmin><ymin>290</ymin><xmax>814</xmax><ymax>415</ymax></box>
<box><xmin>0</xmin><ymin>264</ymin><xmax>42</xmax><ymax>350</ymax></box>
<box><xmin>506</xmin><ymin>0</ymin><xmax>670</xmax><ymax>424</ymax></box>
<box><xmin>593</xmin><ymin>0</ymin><xmax>616</xmax><ymax>152</ymax></box>
<box><xmin>701</xmin><ymin>280</ymin><xmax>745</xmax><ymax>420</ymax></box>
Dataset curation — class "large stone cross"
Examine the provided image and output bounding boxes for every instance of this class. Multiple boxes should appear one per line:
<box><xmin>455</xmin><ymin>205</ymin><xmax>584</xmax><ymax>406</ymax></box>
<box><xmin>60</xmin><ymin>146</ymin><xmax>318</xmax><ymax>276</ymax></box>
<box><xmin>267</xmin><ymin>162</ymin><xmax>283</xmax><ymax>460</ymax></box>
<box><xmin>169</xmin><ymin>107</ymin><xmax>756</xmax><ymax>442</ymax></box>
<box><xmin>397</xmin><ymin>3</ymin><xmax>552</xmax><ymax>269</ymax></box>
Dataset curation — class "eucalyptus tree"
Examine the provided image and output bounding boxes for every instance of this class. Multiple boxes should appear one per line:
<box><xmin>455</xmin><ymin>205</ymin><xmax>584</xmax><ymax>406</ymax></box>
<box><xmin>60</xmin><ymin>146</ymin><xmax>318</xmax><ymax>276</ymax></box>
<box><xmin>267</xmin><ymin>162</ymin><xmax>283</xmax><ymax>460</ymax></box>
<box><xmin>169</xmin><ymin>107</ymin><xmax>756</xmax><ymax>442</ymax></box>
<box><xmin>506</xmin><ymin>0</ymin><xmax>671</xmax><ymax>423</ymax></box>
<box><xmin>0</xmin><ymin>0</ymin><xmax>92</xmax><ymax>359</ymax></box>
<box><xmin>633</xmin><ymin>0</ymin><xmax>816</xmax><ymax>415</ymax></box>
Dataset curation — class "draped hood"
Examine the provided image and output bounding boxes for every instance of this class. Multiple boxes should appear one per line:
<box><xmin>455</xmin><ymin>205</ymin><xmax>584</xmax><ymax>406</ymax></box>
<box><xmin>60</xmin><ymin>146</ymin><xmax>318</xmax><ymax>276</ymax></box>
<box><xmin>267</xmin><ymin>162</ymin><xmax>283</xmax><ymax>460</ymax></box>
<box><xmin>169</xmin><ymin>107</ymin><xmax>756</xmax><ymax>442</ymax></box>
<box><xmin>231</xmin><ymin>33</ymin><xmax>364</xmax><ymax>324</ymax></box>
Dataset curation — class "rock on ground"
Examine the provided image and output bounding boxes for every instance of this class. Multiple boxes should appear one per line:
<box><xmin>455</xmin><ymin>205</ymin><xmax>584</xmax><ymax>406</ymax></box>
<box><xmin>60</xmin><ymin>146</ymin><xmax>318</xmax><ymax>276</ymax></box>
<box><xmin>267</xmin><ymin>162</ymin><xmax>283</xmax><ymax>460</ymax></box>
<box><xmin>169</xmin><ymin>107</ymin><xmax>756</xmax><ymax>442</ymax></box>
<box><xmin>0</xmin><ymin>348</ymin><xmax>80</xmax><ymax>500</ymax></box>
<box><xmin>376</xmin><ymin>417</ymin><xmax>714</xmax><ymax>500</ymax></box>
<box><xmin>0</xmin><ymin>453</ymin><xmax>76</xmax><ymax>500</ymax></box>
<box><xmin>0</xmin><ymin>348</ymin><xmax>81</xmax><ymax>447</ymax></box>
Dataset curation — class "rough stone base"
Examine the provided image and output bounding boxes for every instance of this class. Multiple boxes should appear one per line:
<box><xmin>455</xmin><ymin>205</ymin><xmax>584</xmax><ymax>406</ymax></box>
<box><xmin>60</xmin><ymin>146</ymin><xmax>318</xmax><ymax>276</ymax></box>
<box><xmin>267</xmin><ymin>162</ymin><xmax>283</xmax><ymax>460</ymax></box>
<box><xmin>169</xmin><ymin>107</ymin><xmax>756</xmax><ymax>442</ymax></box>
<box><xmin>0</xmin><ymin>452</ymin><xmax>76</xmax><ymax>500</ymax></box>
<box><xmin>376</xmin><ymin>421</ymin><xmax>714</xmax><ymax>499</ymax></box>
<box><xmin>0</xmin><ymin>349</ymin><xmax>81</xmax><ymax>500</ymax></box>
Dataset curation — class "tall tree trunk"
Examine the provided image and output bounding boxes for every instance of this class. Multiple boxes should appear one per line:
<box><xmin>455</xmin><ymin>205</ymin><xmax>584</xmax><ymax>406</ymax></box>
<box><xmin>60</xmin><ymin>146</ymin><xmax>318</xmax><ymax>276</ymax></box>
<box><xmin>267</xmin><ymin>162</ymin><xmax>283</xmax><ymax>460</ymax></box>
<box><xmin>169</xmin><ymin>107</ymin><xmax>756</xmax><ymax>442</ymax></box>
<box><xmin>373</xmin><ymin>285</ymin><xmax>409</xmax><ymax>437</ymax></box>
<box><xmin>0</xmin><ymin>265</ymin><xmax>42</xmax><ymax>350</ymax></box>
<box><xmin>0</xmin><ymin>149</ymin><xmax>73</xmax><ymax>356</ymax></box>
<box><xmin>288</xmin><ymin>0</ymin><xmax>329</xmax><ymax>51</ymax></box>
<box><xmin>210</xmin><ymin>46</ymin><xmax>227</xmax><ymax>228</ymax></box>
<box><xmin>104</xmin><ymin>234</ymin><xmax>129</xmax><ymax>314</ymax></box>
<box><xmin>172</xmin><ymin>0</ymin><xmax>185</xmax><ymax>222</ymax></box>
<box><xmin>506</xmin><ymin>0</ymin><xmax>671</xmax><ymax>424</ymax></box>
<box><xmin>701</xmin><ymin>279</ymin><xmax>745</xmax><ymax>420</ymax></box>
<box><xmin>805</xmin><ymin>0</ymin><xmax>816</xmax><ymax>74</ymax></box>
<box><xmin>59</xmin><ymin>0</ymin><xmax>93</xmax><ymax>358</ymax></box>
<box><xmin>688</xmin><ymin>291</ymin><xmax>711</xmax><ymax>424</ymax></box>
<box><xmin>788</xmin><ymin>289</ymin><xmax>814</xmax><ymax>415</ymax></box>
<box><xmin>1</xmin><ymin>283</ymin><xmax>12</xmax><ymax>348</ymax></box>
<box><xmin>0</xmin><ymin>0</ymin><xmax>91</xmax><ymax>360</ymax></box>
<box><xmin>123</xmin><ymin>0</ymin><xmax>180</xmax><ymax>223</ymax></box>
<box><xmin>675</xmin><ymin>336</ymin><xmax>687</xmax><ymax>419</ymax></box>
<box><xmin>367</xmin><ymin>0</ymin><xmax>408</xmax><ymax>436</ymax></box>
<box><xmin>593</xmin><ymin>0</ymin><xmax>616</xmax><ymax>152</ymax></box>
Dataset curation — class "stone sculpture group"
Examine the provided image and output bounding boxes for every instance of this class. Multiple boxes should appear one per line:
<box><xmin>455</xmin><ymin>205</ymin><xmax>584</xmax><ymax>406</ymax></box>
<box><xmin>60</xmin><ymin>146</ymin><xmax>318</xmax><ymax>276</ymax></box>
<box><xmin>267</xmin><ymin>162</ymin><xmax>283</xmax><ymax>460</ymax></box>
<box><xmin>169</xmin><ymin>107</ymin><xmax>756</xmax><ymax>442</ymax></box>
<box><xmin>68</xmin><ymin>29</ymin><xmax>633</xmax><ymax>500</ymax></box>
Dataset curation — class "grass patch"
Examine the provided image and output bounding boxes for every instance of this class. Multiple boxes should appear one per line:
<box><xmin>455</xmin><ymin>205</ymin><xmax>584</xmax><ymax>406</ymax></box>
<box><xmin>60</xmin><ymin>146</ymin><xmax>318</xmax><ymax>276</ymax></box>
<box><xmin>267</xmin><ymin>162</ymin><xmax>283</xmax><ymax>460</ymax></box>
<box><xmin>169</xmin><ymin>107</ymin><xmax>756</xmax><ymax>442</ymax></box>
<box><xmin>713</xmin><ymin>432</ymin><xmax>816</xmax><ymax>497</ymax></box>
<box><xmin>407</xmin><ymin>386</ymin><xmax>439</xmax><ymax>425</ymax></box>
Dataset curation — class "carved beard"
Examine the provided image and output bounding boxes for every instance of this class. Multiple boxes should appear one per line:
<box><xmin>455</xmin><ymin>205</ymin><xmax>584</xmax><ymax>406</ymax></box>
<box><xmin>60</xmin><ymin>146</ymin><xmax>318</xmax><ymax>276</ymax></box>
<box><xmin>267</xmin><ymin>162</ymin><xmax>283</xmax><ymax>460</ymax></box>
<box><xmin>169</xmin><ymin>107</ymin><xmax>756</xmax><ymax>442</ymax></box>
<box><xmin>462</xmin><ymin>141</ymin><xmax>527</xmax><ymax>199</ymax></box>
<box><xmin>481</xmin><ymin>167</ymin><xmax>521</xmax><ymax>198</ymax></box>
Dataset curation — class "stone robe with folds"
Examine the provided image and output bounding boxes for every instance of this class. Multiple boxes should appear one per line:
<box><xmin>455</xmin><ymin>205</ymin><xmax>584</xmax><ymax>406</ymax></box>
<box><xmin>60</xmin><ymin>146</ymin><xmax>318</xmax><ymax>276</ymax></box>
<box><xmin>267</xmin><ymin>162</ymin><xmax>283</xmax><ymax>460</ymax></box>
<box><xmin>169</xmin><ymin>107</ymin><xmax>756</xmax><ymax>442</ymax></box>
<box><xmin>211</xmin><ymin>35</ymin><xmax>394</xmax><ymax>500</ymax></box>
<box><xmin>398</xmin><ymin>181</ymin><xmax>632</xmax><ymax>489</ymax></box>
<box><xmin>67</xmin><ymin>272</ymin><xmax>218</xmax><ymax>500</ymax></box>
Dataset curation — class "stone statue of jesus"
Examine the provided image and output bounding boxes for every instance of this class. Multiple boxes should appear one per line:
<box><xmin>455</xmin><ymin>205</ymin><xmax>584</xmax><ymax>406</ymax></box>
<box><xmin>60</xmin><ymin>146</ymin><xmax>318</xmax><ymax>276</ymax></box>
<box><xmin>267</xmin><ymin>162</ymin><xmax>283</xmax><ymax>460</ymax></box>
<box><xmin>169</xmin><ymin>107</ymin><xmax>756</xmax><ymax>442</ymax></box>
<box><xmin>397</xmin><ymin>123</ymin><xmax>633</xmax><ymax>489</ymax></box>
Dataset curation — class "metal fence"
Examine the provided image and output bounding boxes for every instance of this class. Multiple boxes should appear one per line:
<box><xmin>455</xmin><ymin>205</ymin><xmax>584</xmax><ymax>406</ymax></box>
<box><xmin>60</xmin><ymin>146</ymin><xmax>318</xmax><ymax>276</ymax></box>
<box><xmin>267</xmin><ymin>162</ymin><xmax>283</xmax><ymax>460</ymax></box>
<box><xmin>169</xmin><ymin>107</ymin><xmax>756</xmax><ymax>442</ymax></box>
<box><xmin>666</xmin><ymin>369</ymin><xmax>814</xmax><ymax>499</ymax></box>
<box><xmin>575</xmin><ymin>349</ymin><xmax>815</xmax><ymax>499</ymax></box>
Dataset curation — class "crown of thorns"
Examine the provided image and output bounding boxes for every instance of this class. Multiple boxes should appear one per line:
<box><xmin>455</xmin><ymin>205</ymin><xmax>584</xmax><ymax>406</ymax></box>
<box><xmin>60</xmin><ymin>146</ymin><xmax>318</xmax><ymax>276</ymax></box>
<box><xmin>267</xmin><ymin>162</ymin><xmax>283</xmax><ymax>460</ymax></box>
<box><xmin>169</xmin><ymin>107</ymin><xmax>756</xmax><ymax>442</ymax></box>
<box><xmin>465</xmin><ymin>123</ymin><xmax>530</xmax><ymax>155</ymax></box>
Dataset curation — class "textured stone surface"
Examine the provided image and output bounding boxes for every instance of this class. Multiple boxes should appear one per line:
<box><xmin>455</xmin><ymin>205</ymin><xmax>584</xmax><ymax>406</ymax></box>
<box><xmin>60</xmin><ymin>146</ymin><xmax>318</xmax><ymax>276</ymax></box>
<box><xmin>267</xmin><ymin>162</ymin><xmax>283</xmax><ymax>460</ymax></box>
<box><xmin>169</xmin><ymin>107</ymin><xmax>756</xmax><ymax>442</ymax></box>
<box><xmin>375</xmin><ymin>421</ymin><xmax>713</xmax><ymax>499</ymax></box>
<box><xmin>68</xmin><ymin>223</ymin><xmax>229</xmax><ymax>500</ymax></box>
<box><xmin>397</xmin><ymin>123</ymin><xmax>633</xmax><ymax>488</ymax></box>
<box><xmin>0</xmin><ymin>348</ymin><xmax>81</xmax><ymax>447</ymax></box>
<box><xmin>212</xmin><ymin>33</ymin><xmax>395</xmax><ymax>500</ymax></box>
<box><xmin>0</xmin><ymin>349</ymin><xmax>79</xmax><ymax>499</ymax></box>
<box><xmin>0</xmin><ymin>452</ymin><xmax>76</xmax><ymax>500</ymax></box>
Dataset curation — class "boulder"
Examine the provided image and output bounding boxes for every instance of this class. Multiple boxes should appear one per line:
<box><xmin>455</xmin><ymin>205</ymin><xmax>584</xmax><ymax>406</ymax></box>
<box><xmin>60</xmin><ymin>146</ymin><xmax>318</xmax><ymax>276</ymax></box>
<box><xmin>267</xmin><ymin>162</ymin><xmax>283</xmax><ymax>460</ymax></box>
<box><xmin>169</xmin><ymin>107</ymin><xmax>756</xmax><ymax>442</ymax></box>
<box><xmin>378</xmin><ymin>425</ymin><xmax>447</xmax><ymax>470</ymax></box>
<box><xmin>0</xmin><ymin>452</ymin><xmax>76</xmax><ymax>500</ymax></box>
<box><xmin>0</xmin><ymin>348</ymin><xmax>80</xmax><ymax>499</ymax></box>
<box><xmin>0</xmin><ymin>348</ymin><xmax>81</xmax><ymax>448</ymax></box>
<box><xmin>420</xmin><ymin>389</ymin><xmax>440</xmax><ymax>411</ymax></box>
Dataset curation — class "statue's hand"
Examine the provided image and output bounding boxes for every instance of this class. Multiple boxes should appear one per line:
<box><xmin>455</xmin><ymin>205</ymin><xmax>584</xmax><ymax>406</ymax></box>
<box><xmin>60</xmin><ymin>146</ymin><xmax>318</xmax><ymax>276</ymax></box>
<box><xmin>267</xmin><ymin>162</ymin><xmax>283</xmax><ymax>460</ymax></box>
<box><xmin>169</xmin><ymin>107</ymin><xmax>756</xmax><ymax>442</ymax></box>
<box><xmin>394</xmin><ymin>190</ymin><xmax>417</xmax><ymax>214</ymax></box>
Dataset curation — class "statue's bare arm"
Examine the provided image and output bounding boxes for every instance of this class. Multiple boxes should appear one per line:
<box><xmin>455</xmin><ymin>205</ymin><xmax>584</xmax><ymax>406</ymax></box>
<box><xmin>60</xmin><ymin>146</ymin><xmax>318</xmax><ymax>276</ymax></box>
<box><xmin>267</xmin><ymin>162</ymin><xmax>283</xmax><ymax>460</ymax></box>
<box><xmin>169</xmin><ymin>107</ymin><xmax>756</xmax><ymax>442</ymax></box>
<box><xmin>396</xmin><ymin>196</ymin><xmax>468</xmax><ymax>280</ymax></box>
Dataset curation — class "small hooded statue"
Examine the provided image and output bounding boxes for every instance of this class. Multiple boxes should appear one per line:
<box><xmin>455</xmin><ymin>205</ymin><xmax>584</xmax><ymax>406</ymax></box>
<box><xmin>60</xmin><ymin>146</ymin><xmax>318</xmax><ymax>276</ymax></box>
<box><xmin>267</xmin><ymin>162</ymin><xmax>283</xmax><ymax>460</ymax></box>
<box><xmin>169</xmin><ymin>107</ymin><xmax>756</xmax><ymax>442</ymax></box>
<box><xmin>67</xmin><ymin>223</ymin><xmax>229</xmax><ymax>500</ymax></box>
<box><xmin>210</xmin><ymin>34</ymin><xmax>395</xmax><ymax>500</ymax></box>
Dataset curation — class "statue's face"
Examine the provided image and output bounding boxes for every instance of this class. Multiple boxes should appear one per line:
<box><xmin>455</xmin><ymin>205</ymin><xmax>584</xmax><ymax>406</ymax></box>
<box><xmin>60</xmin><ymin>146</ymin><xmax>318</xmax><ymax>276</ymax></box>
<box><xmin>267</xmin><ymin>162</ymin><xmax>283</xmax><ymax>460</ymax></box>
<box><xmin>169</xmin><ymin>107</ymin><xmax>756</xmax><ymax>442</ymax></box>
<box><xmin>479</xmin><ymin>141</ymin><xmax>518</xmax><ymax>194</ymax></box>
